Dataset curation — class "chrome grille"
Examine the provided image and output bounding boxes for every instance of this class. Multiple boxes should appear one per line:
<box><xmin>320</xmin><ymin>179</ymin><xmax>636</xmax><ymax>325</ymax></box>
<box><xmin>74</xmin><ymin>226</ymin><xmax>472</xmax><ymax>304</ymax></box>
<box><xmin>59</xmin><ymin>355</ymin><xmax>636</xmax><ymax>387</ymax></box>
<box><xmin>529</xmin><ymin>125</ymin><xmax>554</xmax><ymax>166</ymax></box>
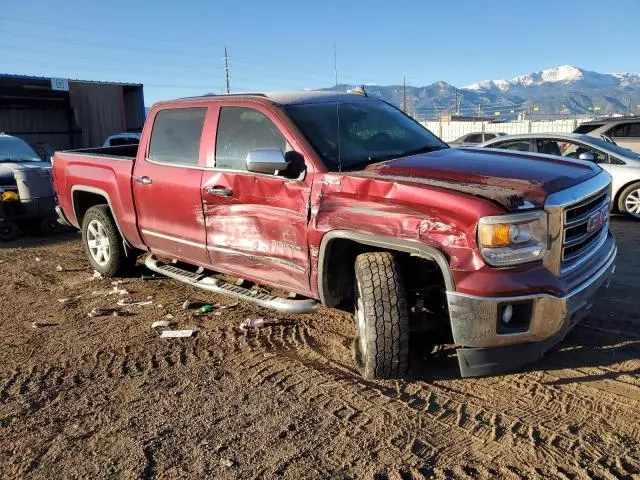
<box><xmin>561</xmin><ymin>189</ymin><xmax>609</xmax><ymax>272</ymax></box>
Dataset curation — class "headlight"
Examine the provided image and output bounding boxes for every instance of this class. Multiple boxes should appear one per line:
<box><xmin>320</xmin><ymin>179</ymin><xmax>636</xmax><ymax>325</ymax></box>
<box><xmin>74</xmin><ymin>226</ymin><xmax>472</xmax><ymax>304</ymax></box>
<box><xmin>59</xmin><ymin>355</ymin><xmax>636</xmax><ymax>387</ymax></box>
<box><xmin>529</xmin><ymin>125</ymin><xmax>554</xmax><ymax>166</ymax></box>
<box><xmin>478</xmin><ymin>211</ymin><xmax>548</xmax><ymax>267</ymax></box>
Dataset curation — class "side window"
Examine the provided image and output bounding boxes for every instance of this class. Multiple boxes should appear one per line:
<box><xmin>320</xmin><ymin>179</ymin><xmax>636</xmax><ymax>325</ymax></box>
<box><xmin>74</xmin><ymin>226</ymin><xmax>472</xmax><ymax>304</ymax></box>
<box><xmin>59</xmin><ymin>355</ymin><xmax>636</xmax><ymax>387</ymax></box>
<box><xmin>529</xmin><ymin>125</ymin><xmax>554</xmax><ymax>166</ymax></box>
<box><xmin>466</xmin><ymin>134</ymin><xmax>482</xmax><ymax>143</ymax></box>
<box><xmin>610</xmin><ymin>124</ymin><xmax>628</xmax><ymax>138</ymax></box>
<box><xmin>557</xmin><ymin>140</ymin><xmax>607</xmax><ymax>163</ymax></box>
<box><xmin>536</xmin><ymin>139</ymin><xmax>563</xmax><ymax>156</ymax></box>
<box><xmin>495</xmin><ymin>140</ymin><xmax>531</xmax><ymax>152</ymax></box>
<box><xmin>148</xmin><ymin>108</ymin><xmax>206</xmax><ymax>165</ymax></box>
<box><xmin>484</xmin><ymin>133</ymin><xmax>496</xmax><ymax>140</ymax></box>
<box><xmin>215</xmin><ymin>107</ymin><xmax>286</xmax><ymax>171</ymax></box>
<box><xmin>629</xmin><ymin>123</ymin><xmax>640</xmax><ymax>137</ymax></box>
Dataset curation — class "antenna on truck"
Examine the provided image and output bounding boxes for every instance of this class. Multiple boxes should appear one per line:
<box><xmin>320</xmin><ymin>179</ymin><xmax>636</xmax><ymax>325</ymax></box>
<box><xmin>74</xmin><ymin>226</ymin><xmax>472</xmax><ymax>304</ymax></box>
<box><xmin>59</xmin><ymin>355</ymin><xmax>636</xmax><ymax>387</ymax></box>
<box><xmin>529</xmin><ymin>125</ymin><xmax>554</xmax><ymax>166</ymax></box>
<box><xmin>334</xmin><ymin>43</ymin><xmax>342</xmax><ymax>172</ymax></box>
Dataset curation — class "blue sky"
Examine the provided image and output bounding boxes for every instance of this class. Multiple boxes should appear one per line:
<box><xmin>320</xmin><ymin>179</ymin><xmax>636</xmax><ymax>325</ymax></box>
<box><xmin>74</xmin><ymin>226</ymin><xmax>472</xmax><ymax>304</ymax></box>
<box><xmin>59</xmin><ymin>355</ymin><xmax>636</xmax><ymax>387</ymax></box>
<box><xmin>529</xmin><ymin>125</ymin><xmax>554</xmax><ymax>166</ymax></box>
<box><xmin>2</xmin><ymin>0</ymin><xmax>640</xmax><ymax>105</ymax></box>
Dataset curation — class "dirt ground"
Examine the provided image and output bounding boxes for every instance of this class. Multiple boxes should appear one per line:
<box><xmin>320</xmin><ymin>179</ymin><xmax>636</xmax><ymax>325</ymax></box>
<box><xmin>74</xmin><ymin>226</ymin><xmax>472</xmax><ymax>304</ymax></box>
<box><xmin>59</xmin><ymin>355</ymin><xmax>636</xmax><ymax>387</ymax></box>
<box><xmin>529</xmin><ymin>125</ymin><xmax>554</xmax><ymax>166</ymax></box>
<box><xmin>0</xmin><ymin>218</ymin><xmax>638</xmax><ymax>480</ymax></box>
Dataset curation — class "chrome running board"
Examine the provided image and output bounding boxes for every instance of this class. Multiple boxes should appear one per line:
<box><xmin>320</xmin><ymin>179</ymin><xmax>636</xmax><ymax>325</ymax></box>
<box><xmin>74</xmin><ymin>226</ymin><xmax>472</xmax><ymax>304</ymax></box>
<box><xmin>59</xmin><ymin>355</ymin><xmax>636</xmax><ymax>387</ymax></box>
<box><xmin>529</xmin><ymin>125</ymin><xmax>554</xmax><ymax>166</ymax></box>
<box><xmin>144</xmin><ymin>255</ymin><xmax>318</xmax><ymax>314</ymax></box>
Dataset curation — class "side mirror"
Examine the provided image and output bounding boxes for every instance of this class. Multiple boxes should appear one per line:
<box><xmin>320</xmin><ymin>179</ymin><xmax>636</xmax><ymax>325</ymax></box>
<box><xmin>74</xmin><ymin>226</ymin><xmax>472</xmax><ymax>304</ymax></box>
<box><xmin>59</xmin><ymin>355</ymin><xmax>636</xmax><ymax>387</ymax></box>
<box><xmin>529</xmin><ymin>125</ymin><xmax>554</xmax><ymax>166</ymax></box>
<box><xmin>578</xmin><ymin>152</ymin><xmax>596</xmax><ymax>162</ymax></box>
<box><xmin>245</xmin><ymin>148</ymin><xmax>289</xmax><ymax>175</ymax></box>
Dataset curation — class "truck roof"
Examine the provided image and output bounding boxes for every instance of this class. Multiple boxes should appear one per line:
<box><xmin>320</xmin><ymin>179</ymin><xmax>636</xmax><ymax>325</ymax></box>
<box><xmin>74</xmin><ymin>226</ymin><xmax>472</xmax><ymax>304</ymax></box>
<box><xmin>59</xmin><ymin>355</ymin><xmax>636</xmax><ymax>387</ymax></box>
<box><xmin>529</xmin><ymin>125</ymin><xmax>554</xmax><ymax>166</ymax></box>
<box><xmin>171</xmin><ymin>90</ymin><xmax>372</xmax><ymax>107</ymax></box>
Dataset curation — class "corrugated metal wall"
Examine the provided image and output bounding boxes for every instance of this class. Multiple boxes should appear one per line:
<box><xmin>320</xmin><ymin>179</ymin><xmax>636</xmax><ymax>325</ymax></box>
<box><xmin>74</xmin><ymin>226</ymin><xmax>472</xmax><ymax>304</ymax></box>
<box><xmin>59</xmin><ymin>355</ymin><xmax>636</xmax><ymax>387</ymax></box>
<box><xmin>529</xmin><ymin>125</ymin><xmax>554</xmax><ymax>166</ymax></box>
<box><xmin>0</xmin><ymin>106</ymin><xmax>78</xmax><ymax>151</ymax></box>
<box><xmin>0</xmin><ymin>76</ymin><xmax>144</xmax><ymax>152</ymax></box>
<box><xmin>69</xmin><ymin>82</ymin><xmax>126</xmax><ymax>147</ymax></box>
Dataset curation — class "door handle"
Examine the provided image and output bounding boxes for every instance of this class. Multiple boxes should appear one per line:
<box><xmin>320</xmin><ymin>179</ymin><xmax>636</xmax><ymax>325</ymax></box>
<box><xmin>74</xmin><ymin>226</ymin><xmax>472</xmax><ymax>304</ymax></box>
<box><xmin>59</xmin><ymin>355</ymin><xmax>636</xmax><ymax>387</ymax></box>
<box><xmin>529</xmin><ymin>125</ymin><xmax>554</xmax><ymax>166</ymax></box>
<box><xmin>136</xmin><ymin>176</ymin><xmax>153</xmax><ymax>185</ymax></box>
<box><xmin>204</xmin><ymin>186</ymin><xmax>233</xmax><ymax>197</ymax></box>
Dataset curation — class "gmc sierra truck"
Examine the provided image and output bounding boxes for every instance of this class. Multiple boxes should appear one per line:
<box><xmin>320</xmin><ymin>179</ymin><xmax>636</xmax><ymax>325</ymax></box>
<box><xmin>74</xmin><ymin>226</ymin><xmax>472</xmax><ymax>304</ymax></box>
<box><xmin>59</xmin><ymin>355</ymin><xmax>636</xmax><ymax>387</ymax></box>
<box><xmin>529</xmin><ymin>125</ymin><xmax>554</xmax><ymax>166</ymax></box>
<box><xmin>52</xmin><ymin>91</ymin><xmax>616</xmax><ymax>379</ymax></box>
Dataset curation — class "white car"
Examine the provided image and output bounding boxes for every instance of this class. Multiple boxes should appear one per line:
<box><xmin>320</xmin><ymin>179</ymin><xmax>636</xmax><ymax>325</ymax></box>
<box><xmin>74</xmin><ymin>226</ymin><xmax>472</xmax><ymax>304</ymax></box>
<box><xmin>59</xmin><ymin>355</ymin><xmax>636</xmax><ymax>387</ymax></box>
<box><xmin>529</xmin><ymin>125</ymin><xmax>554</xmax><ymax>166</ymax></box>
<box><xmin>478</xmin><ymin>132</ymin><xmax>640</xmax><ymax>219</ymax></box>
<box><xmin>102</xmin><ymin>133</ymin><xmax>141</xmax><ymax>147</ymax></box>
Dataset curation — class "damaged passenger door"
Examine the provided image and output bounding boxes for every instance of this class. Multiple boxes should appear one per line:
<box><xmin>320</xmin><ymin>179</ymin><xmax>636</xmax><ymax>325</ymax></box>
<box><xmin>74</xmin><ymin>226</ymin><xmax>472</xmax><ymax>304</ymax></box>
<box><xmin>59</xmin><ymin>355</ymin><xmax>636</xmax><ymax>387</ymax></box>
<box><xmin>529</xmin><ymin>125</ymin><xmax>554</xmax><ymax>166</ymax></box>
<box><xmin>201</xmin><ymin>104</ymin><xmax>312</xmax><ymax>294</ymax></box>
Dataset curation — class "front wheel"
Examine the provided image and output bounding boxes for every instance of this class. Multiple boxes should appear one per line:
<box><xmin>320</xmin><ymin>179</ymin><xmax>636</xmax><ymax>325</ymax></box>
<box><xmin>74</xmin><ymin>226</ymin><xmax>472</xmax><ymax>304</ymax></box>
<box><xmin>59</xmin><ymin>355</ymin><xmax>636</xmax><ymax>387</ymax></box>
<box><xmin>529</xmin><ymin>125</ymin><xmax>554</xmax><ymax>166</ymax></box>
<box><xmin>619</xmin><ymin>183</ymin><xmax>640</xmax><ymax>219</ymax></box>
<box><xmin>81</xmin><ymin>205</ymin><xmax>135</xmax><ymax>277</ymax></box>
<box><xmin>353</xmin><ymin>252</ymin><xmax>409</xmax><ymax>379</ymax></box>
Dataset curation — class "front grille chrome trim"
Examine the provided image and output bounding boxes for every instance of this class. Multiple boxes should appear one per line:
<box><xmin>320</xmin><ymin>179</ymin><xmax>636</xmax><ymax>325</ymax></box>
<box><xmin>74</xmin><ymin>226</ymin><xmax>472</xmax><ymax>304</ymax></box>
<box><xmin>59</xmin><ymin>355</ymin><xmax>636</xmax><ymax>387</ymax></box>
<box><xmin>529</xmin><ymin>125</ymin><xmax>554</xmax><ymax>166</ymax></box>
<box><xmin>543</xmin><ymin>171</ymin><xmax>613</xmax><ymax>277</ymax></box>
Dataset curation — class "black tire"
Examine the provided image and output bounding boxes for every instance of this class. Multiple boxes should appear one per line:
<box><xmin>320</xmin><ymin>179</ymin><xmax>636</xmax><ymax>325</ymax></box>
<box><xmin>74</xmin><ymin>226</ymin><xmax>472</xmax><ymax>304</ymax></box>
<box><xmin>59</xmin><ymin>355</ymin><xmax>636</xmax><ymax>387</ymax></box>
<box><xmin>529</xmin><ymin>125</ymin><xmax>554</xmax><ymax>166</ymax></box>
<box><xmin>0</xmin><ymin>220</ymin><xmax>20</xmax><ymax>241</ymax></box>
<box><xmin>40</xmin><ymin>215</ymin><xmax>61</xmax><ymax>235</ymax></box>
<box><xmin>81</xmin><ymin>205</ymin><xmax>135</xmax><ymax>277</ymax></box>
<box><xmin>353</xmin><ymin>252</ymin><xmax>409</xmax><ymax>379</ymax></box>
<box><xmin>618</xmin><ymin>183</ymin><xmax>640</xmax><ymax>219</ymax></box>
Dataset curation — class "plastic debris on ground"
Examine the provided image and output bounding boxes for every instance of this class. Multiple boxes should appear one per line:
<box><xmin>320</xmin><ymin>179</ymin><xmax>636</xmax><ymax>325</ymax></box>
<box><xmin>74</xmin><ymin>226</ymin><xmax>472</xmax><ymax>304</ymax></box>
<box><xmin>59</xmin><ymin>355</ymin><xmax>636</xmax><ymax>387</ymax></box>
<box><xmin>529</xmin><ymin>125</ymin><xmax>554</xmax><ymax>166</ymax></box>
<box><xmin>200</xmin><ymin>304</ymin><xmax>214</xmax><ymax>313</ymax></box>
<box><xmin>56</xmin><ymin>265</ymin><xmax>64</xmax><ymax>272</ymax></box>
<box><xmin>58</xmin><ymin>295</ymin><xmax>82</xmax><ymax>304</ymax></box>
<box><xmin>88</xmin><ymin>308</ymin><xmax>120</xmax><ymax>318</ymax></box>
<box><xmin>239</xmin><ymin>317</ymin><xmax>265</xmax><ymax>331</ymax></box>
<box><xmin>92</xmin><ymin>285</ymin><xmax>129</xmax><ymax>296</ymax></box>
<box><xmin>182</xmin><ymin>300</ymin><xmax>203</xmax><ymax>310</ymax></box>
<box><xmin>117</xmin><ymin>299</ymin><xmax>153</xmax><ymax>307</ymax></box>
<box><xmin>35</xmin><ymin>257</ymin><xmax>41</xmax><ymax>262</ymax></box>
<box><xmin>159</xmin><ymin>329</ymin><xmax>195</xmax><ymax>338</ymax></box>
<box><xmin>92</xmin><ymin>270</ymin><xmax>103</xmax><ymax>279</ymax></box>
<box><xmin>31</xmin><ymin>321</ymin><xmax>59</xmax><ymax>328</ymax></box>
<box><xmin>151</xmin><ymin>320</ymin><xmax>174</xmax><ymax>330</ymax></box>
<box><xmin>141</xmin><ymin>273</ymin><xmax>163</xmax><ymax>281</ymax></box>
<box><xmin>219</xmin><ymin>458</ymin><xmax>236</xmax><ymax>468</ymax></box>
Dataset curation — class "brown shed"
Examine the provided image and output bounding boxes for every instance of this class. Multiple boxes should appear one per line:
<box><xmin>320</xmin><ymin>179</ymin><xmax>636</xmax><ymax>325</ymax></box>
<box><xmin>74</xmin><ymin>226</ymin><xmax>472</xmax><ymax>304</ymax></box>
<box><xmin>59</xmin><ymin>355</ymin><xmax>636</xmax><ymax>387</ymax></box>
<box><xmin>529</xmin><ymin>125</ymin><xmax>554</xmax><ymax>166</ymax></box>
<box><xmin>0</xmin><ymin>74</ymin><xmax>145</xmax><ymax>155</ymax></box>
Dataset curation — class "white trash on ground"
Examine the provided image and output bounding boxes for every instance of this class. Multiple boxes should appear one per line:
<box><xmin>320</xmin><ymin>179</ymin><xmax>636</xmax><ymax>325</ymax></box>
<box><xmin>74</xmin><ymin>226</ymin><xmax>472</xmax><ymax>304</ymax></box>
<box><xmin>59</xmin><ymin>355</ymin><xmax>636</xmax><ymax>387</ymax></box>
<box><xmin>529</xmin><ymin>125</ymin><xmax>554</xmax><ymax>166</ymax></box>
<box><xmin>159</xmin><ymin>329</ymin><xmax>195</xmax><ymax>338</ymax></box>
<box><xmin>239</xmin><ymin>317</ymin><xmax>265</xmax><ymax>331</ymax></box>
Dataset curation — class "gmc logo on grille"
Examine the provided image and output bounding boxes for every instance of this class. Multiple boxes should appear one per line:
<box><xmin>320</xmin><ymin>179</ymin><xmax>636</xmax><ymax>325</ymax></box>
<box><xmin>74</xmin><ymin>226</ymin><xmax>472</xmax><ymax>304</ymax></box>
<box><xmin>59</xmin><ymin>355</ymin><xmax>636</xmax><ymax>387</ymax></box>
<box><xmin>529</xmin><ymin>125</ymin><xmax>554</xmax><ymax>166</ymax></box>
<box><xmin>586</xmin><ymin>206</ymin><xmax>609</xmax><ymax>233</ymax></box>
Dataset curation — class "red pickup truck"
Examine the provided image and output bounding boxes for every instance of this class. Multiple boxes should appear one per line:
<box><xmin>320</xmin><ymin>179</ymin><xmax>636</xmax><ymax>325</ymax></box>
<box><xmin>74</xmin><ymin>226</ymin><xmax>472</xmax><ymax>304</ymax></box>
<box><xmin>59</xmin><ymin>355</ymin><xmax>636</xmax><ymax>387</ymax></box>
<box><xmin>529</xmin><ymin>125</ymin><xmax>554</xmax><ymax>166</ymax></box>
<box><xmin>52</xmin><ymin>91</ymin><xmax>616</xmax><ymax>378</ymax></box>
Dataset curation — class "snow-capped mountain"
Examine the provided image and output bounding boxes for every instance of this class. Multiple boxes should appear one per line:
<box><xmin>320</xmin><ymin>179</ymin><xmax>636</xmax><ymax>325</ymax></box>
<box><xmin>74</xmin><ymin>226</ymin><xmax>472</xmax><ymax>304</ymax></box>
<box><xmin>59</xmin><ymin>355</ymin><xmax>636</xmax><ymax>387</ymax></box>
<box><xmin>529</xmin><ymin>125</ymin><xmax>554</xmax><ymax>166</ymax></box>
<box><xmin>328</xmin><ymin>65</ymin><xmax>640</xmax><ymax>117</ymax></box>
<box><xmin>465</xmin><ymin>65</ymin><xmax>626</xmax><ymax>92</ymax></box>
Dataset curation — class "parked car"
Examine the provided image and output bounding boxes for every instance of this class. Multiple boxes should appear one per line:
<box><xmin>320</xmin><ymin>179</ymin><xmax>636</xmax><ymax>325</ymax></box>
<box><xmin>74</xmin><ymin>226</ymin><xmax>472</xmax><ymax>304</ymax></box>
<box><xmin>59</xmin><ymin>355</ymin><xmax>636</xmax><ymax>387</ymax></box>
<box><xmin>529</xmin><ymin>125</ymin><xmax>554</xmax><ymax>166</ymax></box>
<box><xmin>52</xmin><ymin>91</ymin><xmax>616</xmax><ymax>379</ymax></box>
<box><xmin>102</xmin><ymin>132</ymin><xmax>141</xmax><ymax>147</ymax></box>
<box><xmin>0</xmin><ymin>134</ymin><xmax>58</xmax><ymax>239</ymax></box>
<box><xmin>574</xmin><ymin>117</ymin><xmax>640</xmax><ymax>153</ymax></box>
<box><xmin>478</xmin><ymin>132</ymin><xmax>640</xmax><ymax>219</ymax></box>
<box><xmin>449</xmin><ymin>131</ymin><xmax>506</xmax><ymax>146</ymax></box>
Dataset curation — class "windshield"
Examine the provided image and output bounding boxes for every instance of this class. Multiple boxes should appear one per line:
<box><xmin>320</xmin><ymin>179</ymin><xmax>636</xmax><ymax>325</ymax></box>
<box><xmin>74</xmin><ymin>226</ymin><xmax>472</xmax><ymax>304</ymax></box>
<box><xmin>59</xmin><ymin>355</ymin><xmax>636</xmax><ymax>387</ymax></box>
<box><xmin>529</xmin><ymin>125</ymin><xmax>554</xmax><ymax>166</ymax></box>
<box><xmin>285</xmin><ymin>100</ymin><xmax>448</xmax><ymax>170</ymax></box>
<box><xmin>585</xmin><ymin>135</ymin><xmax>640</xmax><ymax>158</ymax></box>
<box><xmin>0</xmin><ymin>136</ymin><xmax>42</xmax><ymax>162</ymax></box>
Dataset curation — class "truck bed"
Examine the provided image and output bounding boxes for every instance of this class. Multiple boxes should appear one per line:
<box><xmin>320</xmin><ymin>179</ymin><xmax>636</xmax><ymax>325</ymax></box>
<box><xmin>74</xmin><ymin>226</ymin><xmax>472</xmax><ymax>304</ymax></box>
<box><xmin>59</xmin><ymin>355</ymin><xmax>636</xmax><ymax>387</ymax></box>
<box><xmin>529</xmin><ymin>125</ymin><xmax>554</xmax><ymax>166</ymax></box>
<box><xmin>51</xmin><ymin>145</ymin><xmax>145</xmax><ymax>248</ymax></box>
<box><xmin>60</xmin><ymin>144</ymin><xmax>138</xmax><ymax>160</ymax></box>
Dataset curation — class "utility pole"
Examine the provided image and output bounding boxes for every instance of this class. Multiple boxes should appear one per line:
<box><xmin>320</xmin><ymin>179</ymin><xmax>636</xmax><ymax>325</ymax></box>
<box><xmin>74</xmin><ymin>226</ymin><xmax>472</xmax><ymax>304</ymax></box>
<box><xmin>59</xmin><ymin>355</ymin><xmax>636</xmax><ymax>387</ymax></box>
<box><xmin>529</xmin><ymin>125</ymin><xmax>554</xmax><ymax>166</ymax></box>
<box><xmin>403</xmin><ymin>76</ymin><xmax>407</xmax><ymax>113</ymax></box>
<box><xmin>224</xmin><ymin>46</ymin><xmax>230</xmax><ymax>94</ymax></box>
<box><xmin>455</xmin><ymin>88</ymin><xmax>459</xmax><ymax>116</ymax></box>
<box><xmin>333</xmin><ymin>44</ymin><xmax>338</xmax><ymax>87</ymax></box>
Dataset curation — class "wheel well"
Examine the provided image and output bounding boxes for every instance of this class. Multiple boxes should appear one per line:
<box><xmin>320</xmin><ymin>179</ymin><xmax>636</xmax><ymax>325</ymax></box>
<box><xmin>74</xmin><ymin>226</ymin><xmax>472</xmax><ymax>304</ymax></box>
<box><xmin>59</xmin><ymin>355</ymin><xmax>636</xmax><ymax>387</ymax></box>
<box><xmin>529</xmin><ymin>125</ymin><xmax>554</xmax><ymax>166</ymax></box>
<box><xmin>321</xmin><ymin>238</ymin><xmax>449</xmax><ymax>313</ymax></box>
<box><xmin>613</xmin><ymin>180</ymin><xmax>640</xmax><ymax>212</ymax></box>
<box><xmin>72</xmin><ymin>191</ymin><xmax>109</xmax><ymax>226</ymax></box>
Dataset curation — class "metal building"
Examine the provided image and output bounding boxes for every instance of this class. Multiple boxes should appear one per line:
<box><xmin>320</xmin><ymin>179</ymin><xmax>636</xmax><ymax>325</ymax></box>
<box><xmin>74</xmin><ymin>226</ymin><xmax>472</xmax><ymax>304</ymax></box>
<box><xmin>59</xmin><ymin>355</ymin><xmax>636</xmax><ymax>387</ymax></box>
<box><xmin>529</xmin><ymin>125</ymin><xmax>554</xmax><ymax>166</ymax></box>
<box><xmin>0</xmin><ymin>74</ymin><xmax>145</xmax><ymax>153</ymax></box>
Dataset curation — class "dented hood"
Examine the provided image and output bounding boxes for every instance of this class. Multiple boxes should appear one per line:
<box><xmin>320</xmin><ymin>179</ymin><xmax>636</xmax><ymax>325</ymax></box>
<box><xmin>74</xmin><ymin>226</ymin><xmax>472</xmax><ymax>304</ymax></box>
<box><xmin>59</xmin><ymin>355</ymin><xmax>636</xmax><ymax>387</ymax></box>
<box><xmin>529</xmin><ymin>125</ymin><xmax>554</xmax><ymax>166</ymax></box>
<box><xmin>360</xmin><ymin>147</ymin><xmax>601</xmax><ymax>210</ymax></box>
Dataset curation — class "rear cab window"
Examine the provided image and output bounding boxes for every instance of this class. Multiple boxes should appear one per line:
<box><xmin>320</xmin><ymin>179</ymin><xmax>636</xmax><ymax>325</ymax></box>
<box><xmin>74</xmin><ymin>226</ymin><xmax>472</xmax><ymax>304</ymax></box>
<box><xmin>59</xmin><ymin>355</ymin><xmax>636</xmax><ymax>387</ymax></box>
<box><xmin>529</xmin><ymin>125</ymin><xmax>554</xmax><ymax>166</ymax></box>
<box><xmin>148</xmin><ymin>107</ymin><xmax>207</xmax><ymax>166</ymax></box>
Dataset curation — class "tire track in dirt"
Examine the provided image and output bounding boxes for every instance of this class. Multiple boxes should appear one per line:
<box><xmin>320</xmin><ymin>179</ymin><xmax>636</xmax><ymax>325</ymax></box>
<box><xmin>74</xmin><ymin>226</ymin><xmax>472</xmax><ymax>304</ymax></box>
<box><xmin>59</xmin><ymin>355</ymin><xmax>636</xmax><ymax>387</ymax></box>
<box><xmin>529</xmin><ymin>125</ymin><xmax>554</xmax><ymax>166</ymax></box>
<box><xmin>231</xmin><ymin>320</ymin><xmax>639</xmax><ymax>478</ymax></box>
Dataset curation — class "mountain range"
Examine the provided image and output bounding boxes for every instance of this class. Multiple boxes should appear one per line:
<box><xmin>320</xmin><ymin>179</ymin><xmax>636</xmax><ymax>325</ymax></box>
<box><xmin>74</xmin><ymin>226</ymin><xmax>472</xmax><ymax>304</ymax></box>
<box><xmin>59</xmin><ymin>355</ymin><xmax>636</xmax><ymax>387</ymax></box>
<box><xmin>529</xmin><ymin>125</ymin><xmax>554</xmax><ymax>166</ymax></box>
<box><xmin>328</xmin><ymin>65</ymin><xmax>640</xmax><ymax>119</ymax></box>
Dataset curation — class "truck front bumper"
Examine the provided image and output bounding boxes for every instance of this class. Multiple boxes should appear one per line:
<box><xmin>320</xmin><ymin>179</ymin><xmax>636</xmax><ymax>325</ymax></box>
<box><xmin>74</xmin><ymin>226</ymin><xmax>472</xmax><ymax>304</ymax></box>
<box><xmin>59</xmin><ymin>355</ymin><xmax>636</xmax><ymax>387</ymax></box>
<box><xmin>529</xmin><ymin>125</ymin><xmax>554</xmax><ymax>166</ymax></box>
<box><xmin>446</xmin><ymin>237</ymin><xmax>616</xmax><ymax>377</ymax></box>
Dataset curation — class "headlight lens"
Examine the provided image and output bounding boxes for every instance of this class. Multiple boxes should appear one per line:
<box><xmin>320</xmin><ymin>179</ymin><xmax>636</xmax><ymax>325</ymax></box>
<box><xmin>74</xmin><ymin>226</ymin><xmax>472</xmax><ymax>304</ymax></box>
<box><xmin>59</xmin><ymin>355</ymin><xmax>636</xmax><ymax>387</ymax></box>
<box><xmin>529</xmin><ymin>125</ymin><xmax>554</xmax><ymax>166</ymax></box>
<box><xmin>478</xmin><ymin>211</ymin><xmax>548</xmax><ymax>266</ymax></box>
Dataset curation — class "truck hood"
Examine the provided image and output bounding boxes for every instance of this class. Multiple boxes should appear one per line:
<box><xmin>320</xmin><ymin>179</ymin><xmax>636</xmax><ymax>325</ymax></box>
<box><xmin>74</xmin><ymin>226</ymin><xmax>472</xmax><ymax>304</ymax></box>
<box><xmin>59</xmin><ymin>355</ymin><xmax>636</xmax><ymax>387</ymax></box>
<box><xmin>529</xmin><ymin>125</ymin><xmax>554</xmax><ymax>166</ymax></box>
<box><xmin>0</xmin><ymin>161</ymin><xmax>51</xmax><ymax>189</ymax></box>
<box><xmin>359</xmin><ymin>147</ymin><xmax>601</xmax><ymax>210</ymax></box>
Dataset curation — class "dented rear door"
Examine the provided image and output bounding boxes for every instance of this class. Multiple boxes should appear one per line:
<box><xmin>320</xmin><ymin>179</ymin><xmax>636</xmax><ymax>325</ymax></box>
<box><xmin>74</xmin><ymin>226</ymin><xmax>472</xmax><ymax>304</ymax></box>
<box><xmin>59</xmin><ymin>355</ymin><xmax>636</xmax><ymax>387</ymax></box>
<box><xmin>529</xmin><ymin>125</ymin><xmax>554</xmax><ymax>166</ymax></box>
<box><xmin>201</xmin><ymin>102</ymin><xmax>313</xmax><ymax>294</ymax></box>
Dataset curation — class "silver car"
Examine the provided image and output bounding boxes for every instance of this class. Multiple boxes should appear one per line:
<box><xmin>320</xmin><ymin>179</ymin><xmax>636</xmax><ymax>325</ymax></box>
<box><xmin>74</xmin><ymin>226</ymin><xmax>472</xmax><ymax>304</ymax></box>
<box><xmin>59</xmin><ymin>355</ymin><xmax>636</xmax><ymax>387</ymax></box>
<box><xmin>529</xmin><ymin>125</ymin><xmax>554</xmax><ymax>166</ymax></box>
<box><xmin>449</xmin><ymin>131</ymin><xmax>506</xmax><ymax>147</ymax></box>
<box><xmin>574</xmin><ymin>118</ymin><xmax>640</xmax><ymax>154</ymax></box>
<box><xmin>478</xmin><ymin>132</ymin><xmax>640</xmax><ymax>219</ymax></box>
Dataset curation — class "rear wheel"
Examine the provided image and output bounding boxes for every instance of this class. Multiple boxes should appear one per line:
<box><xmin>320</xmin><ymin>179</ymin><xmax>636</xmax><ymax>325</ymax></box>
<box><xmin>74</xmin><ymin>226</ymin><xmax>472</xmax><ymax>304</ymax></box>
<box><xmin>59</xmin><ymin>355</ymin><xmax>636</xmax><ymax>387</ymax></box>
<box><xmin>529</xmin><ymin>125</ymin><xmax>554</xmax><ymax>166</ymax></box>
<box><xmin>40</xmin><ymin>215</ymin><xmax>61</xmax><ymax>235</ymax></box>
<box><xmin>81</xmin><ymin>205</ymin><xmax>135</xmax><ymax>277</ymax></box>
<box><xmin>618</xmin><ymin>183</ymin><xmax>640</xmax><ymax>219</ymax></box>
<box><xmin>0</xmin><ymin>220</ymin><xmax>19</xmax><ymax>241</ymax></box>
<box><xmin>353</xmin><ymin>252</ymin><xmax>409</xmax><ymax>379</ymax></box>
